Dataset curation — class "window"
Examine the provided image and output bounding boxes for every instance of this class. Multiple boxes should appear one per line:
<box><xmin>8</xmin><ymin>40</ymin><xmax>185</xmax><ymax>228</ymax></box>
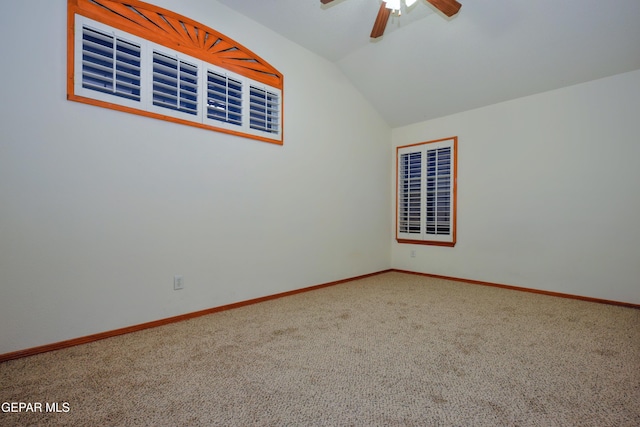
<box><xmin>207</xmin><ymin>72</ymin><xmax>242</xmax><ymax>126</ymax></box>
<box><xmin>396</xmin><ymin>137</ymin><xmax>457</xmax><ymax>246</ymax></box>
<box><xmin>80</xmin><ymin>26</ymin><xmax>142</xmax><ymax>102</ymax></box>
<box><xmin>151</xmin><ymin>51</ymin><xmax>199</xmax><ymax>116</ymax></box>
<box><xmin>249</xmin><ymin>86</ymin><xmax>280</xmax><ymax>134</ymax></box>
<box><xmin>68</xmin><ymin>0</ymin><xmax>283</xmax><ymax>144</ymax></box>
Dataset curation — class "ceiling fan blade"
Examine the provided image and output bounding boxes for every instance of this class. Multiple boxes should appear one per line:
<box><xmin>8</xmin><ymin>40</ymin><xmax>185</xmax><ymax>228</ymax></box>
<box><xmin>426</xmin><ymin>0</ymin><xmax>461</xmax><ymax>17</ymax></box>
<box><xmin>320</xmin><ymin>0</ymin><xmax>335</xmax><ymax>4</ymax></box>
<box><xmin>370</xmin><ymin>1</ymin><xmax>391</xmax><ymax>38</ymax></box>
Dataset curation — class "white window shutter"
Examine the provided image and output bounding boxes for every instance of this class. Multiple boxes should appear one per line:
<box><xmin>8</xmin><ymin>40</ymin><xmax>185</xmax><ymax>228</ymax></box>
<box><xmin>207</xmin><ymin>71</ymin><xmax>243</xmax><ymax>125</ymax></box>
<box><xmin>249</xmin><ymin>86</ymin><xmax>280</xmax><ymax>134</ymax></box>
<box><xmin>398</xmin><ymin>151</ymin><xmax>423</xmax><ymax>235</ymax></box>
<box><xmin>397</xmin><ymin>138</ymin><xmax>456</xmax><ymax>245</ymax></box>
<box><xmin>81</xmin><ymin>25</ymin><xmax>141</xmax><ymax>102</ymax></box>
<box><xmin>74</xmin><ymin>15</ymin><xmax>282</xmax><ymax>142</ymax></box>
<box><xmin>152</xmin><ymin>51</ymin><xmax>198</xmax><ymax>116</ymax></box>
<box><xmin>425</xmin><ymin>146</ymin><xmax>452</xmax><ymax>236</ymax></box>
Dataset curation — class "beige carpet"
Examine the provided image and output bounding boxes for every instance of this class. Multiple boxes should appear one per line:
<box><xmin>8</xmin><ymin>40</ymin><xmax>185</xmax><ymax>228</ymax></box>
<box><xmin>1</xmin><ymin>272</ymin><xmax>639</xmax><ymax>426</ymax></box>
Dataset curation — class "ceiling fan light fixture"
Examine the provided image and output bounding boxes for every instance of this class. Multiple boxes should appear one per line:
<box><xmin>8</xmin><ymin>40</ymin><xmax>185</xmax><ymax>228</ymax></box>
<box><xmin>322</xmin><ymin>0</ymin><xmax>461</xmax><ymax>39</ymax></box>
<box><xmin>385</xmin><ymin>0</ymin><xmax>401</xmax><ymax>12</ymax></box>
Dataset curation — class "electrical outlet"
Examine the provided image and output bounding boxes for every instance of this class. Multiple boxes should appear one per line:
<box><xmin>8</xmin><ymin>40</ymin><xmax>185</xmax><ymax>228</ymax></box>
<box><xmin>174</xmin><ymin>275</ymin><xmax>184</xmax><ymax>290</ymax></box>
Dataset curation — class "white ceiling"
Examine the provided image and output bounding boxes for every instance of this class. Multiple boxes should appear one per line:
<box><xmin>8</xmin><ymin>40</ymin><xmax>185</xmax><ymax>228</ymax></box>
<box><xmin>217</xmin><ymin>0</ymin><xmax>640</xmax><ymax>127</ymax></box>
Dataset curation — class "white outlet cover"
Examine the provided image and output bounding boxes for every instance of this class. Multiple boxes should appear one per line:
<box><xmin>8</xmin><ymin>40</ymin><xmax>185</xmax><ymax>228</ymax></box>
<box><xmin>174</xmin><ymin>275</ymin><xmax>184</xmax><ymax>290</ymax></box>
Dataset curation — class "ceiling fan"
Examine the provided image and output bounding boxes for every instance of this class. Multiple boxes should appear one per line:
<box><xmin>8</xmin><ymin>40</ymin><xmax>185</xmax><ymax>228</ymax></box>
<box><xmin>321</xmin><ymin>0</ymin><xmax>461</xmax><ymax>38</ymax></box>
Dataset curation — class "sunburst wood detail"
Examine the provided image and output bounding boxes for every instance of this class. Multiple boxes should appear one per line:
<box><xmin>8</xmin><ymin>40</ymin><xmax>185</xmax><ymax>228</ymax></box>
<box><xmin>68</xmin><ymin>0</ymin><xmax>283</xmax><ymax>89</ymax></box>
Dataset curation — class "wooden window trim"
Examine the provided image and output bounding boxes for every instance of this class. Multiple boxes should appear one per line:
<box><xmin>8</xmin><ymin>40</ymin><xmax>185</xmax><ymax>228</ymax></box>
<box><xmin>395</xmin><ymin>136</ymin><xmax>458</xmax><ymax>246</ymax></box>
<box><xmin>67</xmin><ymin>0</ymin><xmax>284</xmax><ymax>144</ymax></box>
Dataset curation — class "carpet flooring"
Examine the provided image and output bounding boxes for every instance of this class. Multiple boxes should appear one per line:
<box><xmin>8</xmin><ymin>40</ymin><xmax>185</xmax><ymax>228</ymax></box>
<box><xmin>1</xmin><ymin>272</ymin><xmax>639</xmax><ymax>426</ymax></box>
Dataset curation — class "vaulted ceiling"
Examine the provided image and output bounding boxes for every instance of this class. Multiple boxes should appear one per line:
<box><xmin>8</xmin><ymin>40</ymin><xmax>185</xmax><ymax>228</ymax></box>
<box><xmin>217</xmin><ymin>0</ymin><xmax>640</xmax><ymax>127</ymax></box>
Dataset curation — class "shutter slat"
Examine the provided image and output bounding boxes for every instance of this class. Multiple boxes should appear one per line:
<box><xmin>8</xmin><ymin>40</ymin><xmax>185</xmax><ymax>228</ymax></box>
<box><xmin>82</xmin><ymin>60</ymin><xmax>113</xmax><ymax>76</ymax></box>
<box><xmin>115</xmin><ymin>69</ymin><xmax>140</xmax><ymax>82</ymax></box>
<box><xmin>115</xmin><ymin>48</ymin><xmax>140</xmax><ymax>64</ymax></box>
<box><xmin>153</xmin><ymin>80</ymin><xmax>178</xmax><ymax>93</ymax></box>
<box><xmin>153</xmin><ymin>91</ymin><xmax>177</xmax><ymax>103</ymax></box>
<box><xmin>83</xmin><ymin>40</ymin><xmax>113</xmax><ymax>57</ymax></box>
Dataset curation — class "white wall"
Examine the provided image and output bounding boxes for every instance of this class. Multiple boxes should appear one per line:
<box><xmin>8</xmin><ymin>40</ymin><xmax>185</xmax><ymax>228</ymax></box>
<box><xmin>392</xmin><ymin>69</ymin><xmax>640</xmax><ymax>305</ymax></box>
<box><xmin>0</xmin><ymin>1</ymin><xmax>391</xmax><ymax>355</ymax></box>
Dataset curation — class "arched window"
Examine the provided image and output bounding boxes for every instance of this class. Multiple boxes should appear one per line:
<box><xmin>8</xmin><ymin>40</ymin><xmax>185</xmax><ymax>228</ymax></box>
<box><xmin>68</xmin><ymin>0</ymin><xmax>284</xmax><ymax>144</ymax></box>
